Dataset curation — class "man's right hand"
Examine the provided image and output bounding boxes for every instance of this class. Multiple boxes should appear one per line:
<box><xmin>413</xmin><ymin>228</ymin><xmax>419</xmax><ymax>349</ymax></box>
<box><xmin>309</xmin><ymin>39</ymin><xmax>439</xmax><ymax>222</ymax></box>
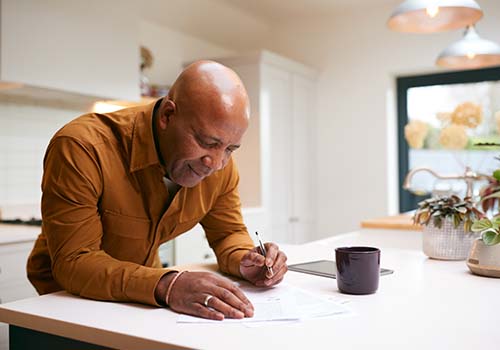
<box><xmin>156</xmin><ymin>271</ymin><xmax>254</xmax><ymax>320</ymax></box>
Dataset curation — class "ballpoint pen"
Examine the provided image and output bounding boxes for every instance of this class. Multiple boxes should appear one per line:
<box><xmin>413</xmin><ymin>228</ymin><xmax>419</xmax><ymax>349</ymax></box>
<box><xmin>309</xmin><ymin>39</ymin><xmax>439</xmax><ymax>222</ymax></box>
<box><xmin>255</xmin><ymin>231</ymin><xmax>274</xmax><ymax>276</ymax></box>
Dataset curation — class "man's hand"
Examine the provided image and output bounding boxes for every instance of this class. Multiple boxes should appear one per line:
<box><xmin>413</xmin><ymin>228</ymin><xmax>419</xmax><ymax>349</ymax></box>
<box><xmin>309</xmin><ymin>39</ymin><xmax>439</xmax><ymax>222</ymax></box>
<box><xmin>158</xmin><ymin>271</ymin><xmax>254</xmax><ymax>321</ymax></box>
<box><xmin>240</xmin><ymin>243</ymin><xmax>288</xmax><ymax>287</ymax></box>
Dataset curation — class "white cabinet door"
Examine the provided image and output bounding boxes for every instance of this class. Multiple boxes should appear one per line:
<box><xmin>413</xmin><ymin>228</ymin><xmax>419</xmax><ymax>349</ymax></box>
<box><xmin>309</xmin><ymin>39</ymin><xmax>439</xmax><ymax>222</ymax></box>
<box><xmin>261</xmin><ymin>65</ymin><xmax>294</xmax><ymax>244</ymax></box>
<box><xmin>290</xmin><ymin>74</ymin><xmax>317</xmax><ymax>243</ymax></box>
<box><xmin>1</xmin><ymin>0</ymin><xmax>140</xmax><ymax>100</ymax></box>
<box><xmin>0</xmin><ymin>241</ymin><xmax>38</xmax><ymax>304</ymax></box>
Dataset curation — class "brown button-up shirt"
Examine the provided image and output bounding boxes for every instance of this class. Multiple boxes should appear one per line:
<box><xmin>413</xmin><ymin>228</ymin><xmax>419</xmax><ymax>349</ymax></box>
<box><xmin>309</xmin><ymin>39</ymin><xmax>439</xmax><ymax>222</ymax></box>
<box><xmin>27</xmin><ymin>100</ymin><xmax>255</xmax><ymax>306</ymax></box>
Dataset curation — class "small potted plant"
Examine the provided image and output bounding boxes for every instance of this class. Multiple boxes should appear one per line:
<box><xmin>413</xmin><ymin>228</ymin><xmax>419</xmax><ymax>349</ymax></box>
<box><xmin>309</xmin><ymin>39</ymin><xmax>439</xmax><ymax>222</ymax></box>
<box><xmin>467</xmin><ymin>217</ymin><xmax>500</xmax><ymax>277</ymax></box>
<box><xmin>413</xmin><ymin>195</ymin><xmax>482</xmax><ymax>260</ymax></box>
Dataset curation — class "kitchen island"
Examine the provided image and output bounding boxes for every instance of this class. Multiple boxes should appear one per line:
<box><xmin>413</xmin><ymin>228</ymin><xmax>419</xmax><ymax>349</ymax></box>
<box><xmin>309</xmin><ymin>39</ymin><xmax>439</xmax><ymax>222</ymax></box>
<box><xmin>0</xmin><ymin>228</ymin><xmax>497</xmax><ymax>350</ymax></box>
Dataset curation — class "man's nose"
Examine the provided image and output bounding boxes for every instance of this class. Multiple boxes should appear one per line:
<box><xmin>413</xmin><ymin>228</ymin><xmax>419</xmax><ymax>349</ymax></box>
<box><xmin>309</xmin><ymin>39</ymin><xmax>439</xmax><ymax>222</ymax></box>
<box><xmin>202</xmin><ymin>150</ymin><xmax>226</xmax><ymax>172</ymax></box>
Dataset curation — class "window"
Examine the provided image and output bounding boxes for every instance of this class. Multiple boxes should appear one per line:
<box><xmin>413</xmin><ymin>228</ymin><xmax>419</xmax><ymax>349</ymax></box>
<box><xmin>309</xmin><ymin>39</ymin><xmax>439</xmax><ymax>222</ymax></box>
<box><xmin>397</xmin><ymin>66</ymin><xmax>500</xmax><ymax>212</ymax></box>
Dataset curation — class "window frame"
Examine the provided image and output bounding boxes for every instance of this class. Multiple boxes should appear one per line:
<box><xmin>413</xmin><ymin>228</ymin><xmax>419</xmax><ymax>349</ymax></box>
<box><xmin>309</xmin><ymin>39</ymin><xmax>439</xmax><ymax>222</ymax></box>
<box><xmin>397</xmin><ymin>66</ymin><xmax>500</xmax><ymax>212</ymax></box>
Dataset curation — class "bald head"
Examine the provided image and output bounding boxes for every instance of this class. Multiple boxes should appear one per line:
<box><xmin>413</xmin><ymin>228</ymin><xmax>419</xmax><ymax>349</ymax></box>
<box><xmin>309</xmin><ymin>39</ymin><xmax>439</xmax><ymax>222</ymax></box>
<box><xmin>154</xmin><ymin>60</ymin><xmax>250</xmax><ymax>187</ymax></box>
<box><xmin>168</xmin><ymin>60</ymin><xmax>250</xmax><ymax>124</ymax></box>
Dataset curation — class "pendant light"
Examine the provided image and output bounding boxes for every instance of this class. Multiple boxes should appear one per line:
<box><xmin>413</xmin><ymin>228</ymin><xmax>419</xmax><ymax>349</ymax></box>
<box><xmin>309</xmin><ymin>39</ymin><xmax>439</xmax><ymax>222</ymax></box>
<box><xmin>436</xmin><ymin>26</ymin><xmax>500</xmax><ymax>69</ymax></box>
<box><xmin>387</xmin><ymin>0</ymin><xmax>483</xmax><ymax>33</ymax></box>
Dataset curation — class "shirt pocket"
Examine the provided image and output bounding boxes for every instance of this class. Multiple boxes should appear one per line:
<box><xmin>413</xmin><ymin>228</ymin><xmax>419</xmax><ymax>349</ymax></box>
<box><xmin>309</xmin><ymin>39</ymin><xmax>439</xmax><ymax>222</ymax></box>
<box><xmin>100</xmin><ymin>210</ymin><xmax>152</xmax><ymax>264</ymax></box>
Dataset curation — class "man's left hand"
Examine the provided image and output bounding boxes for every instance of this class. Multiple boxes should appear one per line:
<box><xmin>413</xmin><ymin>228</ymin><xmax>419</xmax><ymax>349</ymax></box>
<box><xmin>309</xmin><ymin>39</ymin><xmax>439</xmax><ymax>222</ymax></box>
<box><xmin>239</xmin><ymin>243</ymin><xmax>288</xmax><ymax>287</ymax></box>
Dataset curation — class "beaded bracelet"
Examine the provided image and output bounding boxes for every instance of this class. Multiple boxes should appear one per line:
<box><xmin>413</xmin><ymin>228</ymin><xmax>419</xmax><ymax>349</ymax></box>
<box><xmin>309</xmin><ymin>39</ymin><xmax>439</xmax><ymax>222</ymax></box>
<box><xmin>165</xmin><ymin>270</ymin><xmax>186</xmax><ymax>306</ymax></box>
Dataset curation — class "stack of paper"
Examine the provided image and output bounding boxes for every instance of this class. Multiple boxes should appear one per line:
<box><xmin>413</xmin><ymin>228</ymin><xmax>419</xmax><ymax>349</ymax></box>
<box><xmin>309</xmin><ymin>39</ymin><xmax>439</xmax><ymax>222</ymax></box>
<box><xmin>177</xmin><ymin>283</ymin><xmax>353</xmax><ymax>324</ymax></box>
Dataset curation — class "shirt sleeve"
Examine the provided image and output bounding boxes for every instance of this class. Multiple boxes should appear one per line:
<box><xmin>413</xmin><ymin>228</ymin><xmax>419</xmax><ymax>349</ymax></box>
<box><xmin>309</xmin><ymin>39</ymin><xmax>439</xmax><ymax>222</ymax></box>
<box><xmin>41</xmin><ymin>136</ymin><xmax>169</xmax><ymax>306</ymax></box>
<box><xmin>200</xmin><ymin>158</ymin><xmax>255</xmax><ymax>277</ymax></box>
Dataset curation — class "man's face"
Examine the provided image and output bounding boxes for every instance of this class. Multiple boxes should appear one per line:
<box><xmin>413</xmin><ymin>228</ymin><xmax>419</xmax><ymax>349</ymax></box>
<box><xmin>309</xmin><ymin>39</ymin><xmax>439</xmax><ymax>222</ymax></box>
<box><xmin>159</xmin><ymin>101</ymin><xmax>248</xmax><ymax>187</ymax></box>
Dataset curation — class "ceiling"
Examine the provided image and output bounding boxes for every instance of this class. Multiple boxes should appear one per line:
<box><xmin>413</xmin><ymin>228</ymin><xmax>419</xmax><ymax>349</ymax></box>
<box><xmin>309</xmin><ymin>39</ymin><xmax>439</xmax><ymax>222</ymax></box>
<box><xmin>134</xmin><ymin>0</ymin><xmax>398</xmax><ymax>52</ymax></box>
<box><xmin>220</xmin><ymin>0</ymin><xmax>396</xmax><ymax>21</ymax></box>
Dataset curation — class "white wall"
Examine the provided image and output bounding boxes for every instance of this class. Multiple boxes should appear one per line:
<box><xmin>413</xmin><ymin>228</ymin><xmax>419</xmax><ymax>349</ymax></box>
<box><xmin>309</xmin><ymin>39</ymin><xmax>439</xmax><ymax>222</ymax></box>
<box><xmin>0</xmin><ymin>97</ymin><xmax>81</xmax><ymax>213</ymax></box>
<box><xmin>139</xmin><ymin>20</ymin><xmax>235</xmax><ymax>85</ymax></box>
<box><xmin>261</xmin><ymin>1</ymin><xmax>500</xmax><ymax>238</ymax></box>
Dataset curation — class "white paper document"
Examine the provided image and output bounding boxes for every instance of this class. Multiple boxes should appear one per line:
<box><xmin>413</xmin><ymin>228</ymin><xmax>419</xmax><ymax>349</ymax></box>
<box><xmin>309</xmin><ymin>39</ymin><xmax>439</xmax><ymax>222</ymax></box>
<box><xmin>177</xmin><ymin>283</ymin><xmax>352</xmax><ymax>324</ymax></box>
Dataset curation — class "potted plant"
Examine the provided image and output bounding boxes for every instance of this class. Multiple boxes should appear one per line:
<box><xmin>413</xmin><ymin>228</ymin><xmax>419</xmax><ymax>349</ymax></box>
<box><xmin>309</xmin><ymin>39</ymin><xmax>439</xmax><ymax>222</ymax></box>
<box><xmin>467</xmin><ymin>217</ymin><xmax>500</xmax><ymax>277</ymax></box>
<box><xmin>413</xmin><ymin>195</ymin><xmax>482</xmax><ymax>260</ymax></box>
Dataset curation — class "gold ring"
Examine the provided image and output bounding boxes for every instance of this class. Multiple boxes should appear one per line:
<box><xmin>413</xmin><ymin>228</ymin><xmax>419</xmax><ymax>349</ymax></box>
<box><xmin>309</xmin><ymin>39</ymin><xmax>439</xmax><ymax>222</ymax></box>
<box><xmin>204</xmin><ymin>295</ymin><xmax>213</xmax><ymax>307</ymax></box>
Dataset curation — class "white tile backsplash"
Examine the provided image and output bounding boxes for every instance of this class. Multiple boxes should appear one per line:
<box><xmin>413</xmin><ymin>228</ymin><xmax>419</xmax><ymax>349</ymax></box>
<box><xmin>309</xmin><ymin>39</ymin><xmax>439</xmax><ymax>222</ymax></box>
<box><xmin>0</xmin><ymin>99</ymin><xmax>83</xmax><ymax>210</ymax></box>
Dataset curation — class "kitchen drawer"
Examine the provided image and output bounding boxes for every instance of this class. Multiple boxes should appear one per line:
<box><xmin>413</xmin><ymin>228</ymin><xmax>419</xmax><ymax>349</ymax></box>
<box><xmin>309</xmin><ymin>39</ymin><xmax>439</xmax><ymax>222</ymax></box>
<box><xmin>0</xmin><ymin>241</ymin><xmax>35</xmax><ymax>284</ymax></box>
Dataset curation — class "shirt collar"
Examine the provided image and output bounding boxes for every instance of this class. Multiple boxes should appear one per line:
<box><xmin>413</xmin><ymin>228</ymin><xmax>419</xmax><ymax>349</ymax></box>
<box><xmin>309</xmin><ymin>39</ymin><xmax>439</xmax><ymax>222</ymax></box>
<box><xmin>129</xmin><ymin>98</ymin><xmax>164</xmax><ymax>173</ymax></box>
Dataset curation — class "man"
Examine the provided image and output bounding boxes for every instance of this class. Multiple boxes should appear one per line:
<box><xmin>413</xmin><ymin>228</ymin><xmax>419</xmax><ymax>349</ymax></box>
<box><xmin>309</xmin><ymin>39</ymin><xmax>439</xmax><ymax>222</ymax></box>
<box><xmin>27</xmin><ymin>61</ymin><xmax>288</xmax><ymax>321</ymax></box>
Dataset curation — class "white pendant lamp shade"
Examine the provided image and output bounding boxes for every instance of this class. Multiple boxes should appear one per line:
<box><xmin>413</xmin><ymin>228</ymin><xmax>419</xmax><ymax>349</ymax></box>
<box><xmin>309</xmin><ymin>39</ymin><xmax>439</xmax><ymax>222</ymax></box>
<box><xmin>387</xmin><ymin>0</ymin><xmax>483</xmax><ymax>33</ymax></box>
<box><xmin>436</xmin><ymin>26</ymin><xmax>500</xmax><ymax>69</ymax></box>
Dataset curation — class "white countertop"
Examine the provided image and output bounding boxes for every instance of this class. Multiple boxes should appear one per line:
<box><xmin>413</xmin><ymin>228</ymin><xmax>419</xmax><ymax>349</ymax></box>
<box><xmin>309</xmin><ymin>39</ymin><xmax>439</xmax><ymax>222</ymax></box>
<box><xmin>0</xmin><ymin>224</ymin><xmax>40</xmax><ymax>245</ymax></box>
<box><xmin>0</xmin><ymin>229</ymin><xmax>498</xmax><ymax>349</ymax></box>
<box><xmin>0</xmin><ymin>204</ymin><xmax>40</xmax><ymax>222</ymax></box>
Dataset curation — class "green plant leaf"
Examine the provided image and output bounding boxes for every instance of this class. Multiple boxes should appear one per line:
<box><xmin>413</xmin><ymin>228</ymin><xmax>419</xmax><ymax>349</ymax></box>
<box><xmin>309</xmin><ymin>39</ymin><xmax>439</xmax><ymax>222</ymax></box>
<box><xmin>493</xmin><ymin>169</ymin><xmax>500</xmax><ymax>182</ymax></box>
<box><xmin>482</xmin><ymin>230</ymin><xmax>500</xmax><ymax>245</ymax></box>
<box><xmin>471</xmin><ymin>218</ymin><xmax>493</xmax><ymax>232</ymax></box>
<box><xmin>490</xmin><ymin>234</ymin><xmax>500</xmax><ymax>245</ymax></box>
<box><xmin>492</xmin><ymin>216</ymin><xmax>500</xmax><ymax>227</ymax></box>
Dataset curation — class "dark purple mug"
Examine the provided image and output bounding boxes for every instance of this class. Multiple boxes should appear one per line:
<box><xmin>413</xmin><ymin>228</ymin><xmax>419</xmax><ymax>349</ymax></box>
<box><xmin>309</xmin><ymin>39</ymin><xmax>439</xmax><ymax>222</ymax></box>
<box><xmin>335</xmin><ymin>246</ymin><xmax>380</xmax><ymax>295</ymax></box>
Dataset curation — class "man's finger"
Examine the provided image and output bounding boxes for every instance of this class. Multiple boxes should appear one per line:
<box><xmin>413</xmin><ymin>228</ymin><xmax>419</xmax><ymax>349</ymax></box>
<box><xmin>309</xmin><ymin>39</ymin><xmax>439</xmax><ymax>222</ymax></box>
<box><xmin>192</xmin><ymin>303</ymin><xmax>225</xmax><ymax>321</ymax></box>
<box><xmin>256</xmin><ymin>263</ymin><xmax>288</xmax><ymax>287</ymax></box>
<box><xmin>226</xmin><ymin>283</ymin><xmax>254</xmax><ymax>310</ymax></box>
<box><xmin>269</xmin><ymin>251</ymin><xmax>288</xmax><ymax>276</ymax></box>
<box><xmin>212</xmin><ymin>283</ymin><xmax>254</xmax><ymax>316</ymax></box>
<box><xmin>264</xmin><ymin>243</ymin><xmax>279</xmax><ymax>267</ymax></box>
<box><xmin>204</xmin><ymin>295</ymin><xmax>245</xmax><ymax>319</ymax></box>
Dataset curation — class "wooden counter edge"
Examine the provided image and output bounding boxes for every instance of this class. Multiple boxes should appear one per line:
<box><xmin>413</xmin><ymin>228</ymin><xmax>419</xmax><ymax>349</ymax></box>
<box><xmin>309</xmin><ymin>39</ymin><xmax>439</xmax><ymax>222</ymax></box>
<box><xmin>360</xmin><ymin>213</ymin><xmax>422</xmax><ymax>231</ymax></box>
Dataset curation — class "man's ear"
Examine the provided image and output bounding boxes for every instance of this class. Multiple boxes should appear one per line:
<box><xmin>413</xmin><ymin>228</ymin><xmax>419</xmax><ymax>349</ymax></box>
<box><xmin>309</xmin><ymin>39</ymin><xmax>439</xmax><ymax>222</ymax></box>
<box><xmin>158</xmin><ymin>99</ymin><xmax>176</xmax><ymax>130</ymax></box>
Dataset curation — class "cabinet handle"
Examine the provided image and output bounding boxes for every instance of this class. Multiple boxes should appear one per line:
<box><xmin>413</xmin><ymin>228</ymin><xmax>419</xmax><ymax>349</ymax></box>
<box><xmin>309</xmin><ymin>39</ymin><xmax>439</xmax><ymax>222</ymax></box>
<box><xmin>289</xmin><ymin>217</ymin><xmax>299</xmax><ymax>223</ymax></box>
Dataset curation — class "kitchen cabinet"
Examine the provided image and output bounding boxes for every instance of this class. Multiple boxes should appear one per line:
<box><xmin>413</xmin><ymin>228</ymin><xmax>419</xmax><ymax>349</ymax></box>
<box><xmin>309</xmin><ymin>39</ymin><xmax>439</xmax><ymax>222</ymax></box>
<box><xmin>216</xmin><ymin>51</ymin><xmax>318</xmax><ymax>244</ymax></box>
<box><xmin>0</xmin><ymin>224</ymin><xmax>39</xmax><ymax>350</ymax></box>
<box><xmin>0</xmin><ymin>0</ymin><xmax>140</xmax><ymax>101</ymax></box>
<box><xmin>0</xmin><ymin>224</ymin><xmax>40</xmax><ymax>350</ymax></box>
<box><xmin>0</xmin><ymin>225</ymin><xmax>39</xmax><ymax>304</ymax></box>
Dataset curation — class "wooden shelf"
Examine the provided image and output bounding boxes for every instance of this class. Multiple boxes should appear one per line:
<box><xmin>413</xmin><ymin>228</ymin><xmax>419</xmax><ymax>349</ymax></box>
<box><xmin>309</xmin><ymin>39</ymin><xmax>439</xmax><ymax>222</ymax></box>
<box><xmin>360</xmin><ymin>213</ymin><xmax>422</xmax><ymax>231</ymax></box>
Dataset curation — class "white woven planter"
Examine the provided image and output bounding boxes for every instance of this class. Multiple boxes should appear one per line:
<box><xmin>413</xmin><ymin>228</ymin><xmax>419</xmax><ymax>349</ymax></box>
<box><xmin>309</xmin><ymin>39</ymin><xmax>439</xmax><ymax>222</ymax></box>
<box><xmin>422</xmin><ymin>218</ymin><xmax>478</xmax><ymax>260</ymax></box>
